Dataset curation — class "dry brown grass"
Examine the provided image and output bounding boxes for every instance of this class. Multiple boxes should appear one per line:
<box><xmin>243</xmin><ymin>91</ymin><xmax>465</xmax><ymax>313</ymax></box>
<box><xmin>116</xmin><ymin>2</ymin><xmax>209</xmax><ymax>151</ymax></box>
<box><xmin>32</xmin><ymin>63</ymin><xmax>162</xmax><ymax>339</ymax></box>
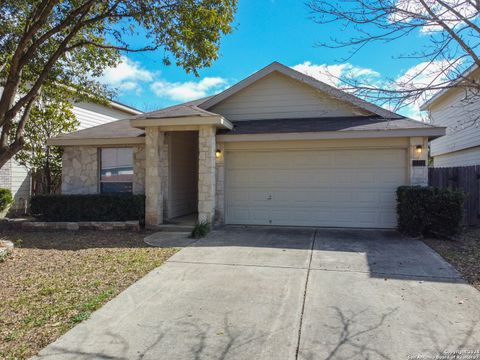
<box><xmin>424</xmin><ymin>227</ymin><xmax>480</xmax><ymax>291</ymax></box>
<box><xmin>0</xmin><ymin>230</ymin><xmax>177</xmax><ymax>359</ymax></box>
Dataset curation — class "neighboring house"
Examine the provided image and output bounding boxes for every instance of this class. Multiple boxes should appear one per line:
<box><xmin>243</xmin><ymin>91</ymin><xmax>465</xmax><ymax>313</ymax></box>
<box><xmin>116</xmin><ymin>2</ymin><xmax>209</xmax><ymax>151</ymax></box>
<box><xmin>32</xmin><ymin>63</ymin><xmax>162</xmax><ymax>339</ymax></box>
<box><xmin>420</xmin><ymin>64</ymin><xmax>480</xmax><ymax>167</ymax></box>
<box><xmin>0</xmin><ymin>100</ymin><xmax>141</xmax><ymax>213</ymax></box>
<box><xmin>49</xmin><ymin>62</ymin><xmax>445</xmax><ymax>229</ymax></box>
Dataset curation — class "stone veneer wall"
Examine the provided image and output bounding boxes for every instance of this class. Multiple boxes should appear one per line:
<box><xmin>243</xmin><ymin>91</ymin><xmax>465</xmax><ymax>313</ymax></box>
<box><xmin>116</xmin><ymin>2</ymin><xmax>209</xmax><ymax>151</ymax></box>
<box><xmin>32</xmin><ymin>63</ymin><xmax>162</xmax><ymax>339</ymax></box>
<box><xmin>160</xmin><ymin>137</ymin><xmax>169</xmax><ymax>220</ymax></box>
<box><xmin>198</xmin><ymin>126</ymin><xmax>216</xmax><ymax>223</ymax></box>
<box><xmin>62</xmin><ymin>146</ymin><xmax>98</xmax><ymax>194</ymax></box>
<box><xmin>133</xmin><ymin>145</ymin><xmax>145</xmax><ymax>194</ymax></box>
<box><xmin>144</xmin><ymin>128</ymin><xmax>169</xmax><ymax>225</ymax></box>
<box><xmin>62</xmin><ymin>145</ymin><xmax>147</xmax><ymax>195</ymax></box>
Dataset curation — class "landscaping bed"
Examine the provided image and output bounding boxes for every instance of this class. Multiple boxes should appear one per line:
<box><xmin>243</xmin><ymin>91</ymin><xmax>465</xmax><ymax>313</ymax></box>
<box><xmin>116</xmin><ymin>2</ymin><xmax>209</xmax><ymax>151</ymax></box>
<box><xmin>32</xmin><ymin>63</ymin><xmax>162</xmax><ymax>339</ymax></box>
<box><xmin>0</xmin><ymin>230</ymin><xmax>177</xmax><ymax>359</ymax></box>
<box><xmin>423</xmin><ymin>227</ymin><xmax>480</xmax><ymax>291</ymax></box>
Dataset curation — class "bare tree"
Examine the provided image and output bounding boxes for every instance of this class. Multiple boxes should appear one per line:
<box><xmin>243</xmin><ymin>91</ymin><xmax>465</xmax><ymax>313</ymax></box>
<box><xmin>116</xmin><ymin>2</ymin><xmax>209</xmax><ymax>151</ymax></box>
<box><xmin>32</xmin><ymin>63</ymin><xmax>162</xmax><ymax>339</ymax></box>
<box><xmin>307</xmin><ymin>0</ymin><xmax>480</xmax><ymax>118</ymax></box>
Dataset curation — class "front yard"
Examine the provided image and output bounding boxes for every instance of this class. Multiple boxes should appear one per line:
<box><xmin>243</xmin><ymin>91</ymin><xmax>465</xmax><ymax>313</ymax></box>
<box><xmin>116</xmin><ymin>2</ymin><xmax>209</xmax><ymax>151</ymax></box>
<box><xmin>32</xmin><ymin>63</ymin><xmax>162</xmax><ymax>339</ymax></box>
<box><xmin>0</xmin><ymin>230</ymin><xmax>177</xmax><ymax>359</ymax></box>
<box><xmin>424</xmin><ymin>227</ymin><xmax>480</xmax><ymax>291</ymax></box>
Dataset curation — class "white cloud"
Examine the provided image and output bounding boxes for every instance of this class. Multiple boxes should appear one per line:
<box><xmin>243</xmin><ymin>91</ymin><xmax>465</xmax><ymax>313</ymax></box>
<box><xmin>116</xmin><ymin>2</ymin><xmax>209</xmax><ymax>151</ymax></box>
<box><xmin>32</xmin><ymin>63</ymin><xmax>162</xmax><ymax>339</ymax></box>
<box><xmin>101</xmin><ymin>56</ymin><xmax>154</xmax><ymax>85</ymax></box>
<box><xmin>151</xmin><ymin>77</ymin><xmax>229</xmax><ymax>102</ymax></box>
<box><xmin>292</xmin><ymin>61</ymin><xmax>380</xmax><ymax>88</ymax></box>
<box><xmin>394</xmin><ymin>60</ymin><xmax>453</xmax><ymax>119</ymax></box>
<box><xmin>99</xmin><ymin>55</ymin><xmax>230</xmax><ymax>103</ymax></box>
<box><xmin>117</xmin><ymin>81</ymin><xmax>139</xmax><ymax>91</ymax></box>
<box><xmin>391</xmin><ymin>0</ymin><xmax>479</xmax><ymax>33</ymax></box>
<box><xmin>292</xmin><ymin>60</ymin><xmax>456</xmax><ymax>120</ymax></box>
<box><xmin>99</xmin><ymin>56</ymin><xmax>154</xmax><ymax>95</ymax></box>
<box><xmin>395</xmin><ymin>61</ymin><xmax>451</xmax><ymax>88</ymax></box>
<box><xmin>117</xmin><ymin>81</ymin><xmax>143</xmax><ymax>95</ymax></box>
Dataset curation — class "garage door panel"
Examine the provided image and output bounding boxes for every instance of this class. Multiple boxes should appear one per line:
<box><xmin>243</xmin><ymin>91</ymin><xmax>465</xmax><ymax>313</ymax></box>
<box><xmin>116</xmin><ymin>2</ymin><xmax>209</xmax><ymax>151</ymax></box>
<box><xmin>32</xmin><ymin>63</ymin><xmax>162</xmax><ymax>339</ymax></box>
<box><xmin>225</xmin><ymin>148</ymin><xmax>407</xmax><ymax>228</ymax></box>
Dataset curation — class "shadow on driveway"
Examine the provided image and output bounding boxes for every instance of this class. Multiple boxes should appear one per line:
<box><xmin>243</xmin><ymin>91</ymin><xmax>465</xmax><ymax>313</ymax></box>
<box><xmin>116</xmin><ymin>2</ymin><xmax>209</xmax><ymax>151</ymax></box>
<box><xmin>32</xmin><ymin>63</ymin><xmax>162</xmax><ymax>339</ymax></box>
<box><xmin>163</xmin><ymin>226</ymin><xmax>463</xmax><ymax>283</ymax></box>
<box><xmin>34</xmin><ymin>226</ymin><xmax>480</xmax><ymax>360</ymax></box>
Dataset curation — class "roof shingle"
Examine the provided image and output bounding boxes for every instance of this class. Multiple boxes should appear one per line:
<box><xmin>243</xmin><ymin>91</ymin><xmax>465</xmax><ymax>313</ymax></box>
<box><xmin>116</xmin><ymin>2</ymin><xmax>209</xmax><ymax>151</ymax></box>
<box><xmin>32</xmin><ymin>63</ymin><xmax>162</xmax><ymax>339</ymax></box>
<box><xmin>218</xmin><ymin>116</ymin><xmax>437</xmax><ymax>135</ymax></box>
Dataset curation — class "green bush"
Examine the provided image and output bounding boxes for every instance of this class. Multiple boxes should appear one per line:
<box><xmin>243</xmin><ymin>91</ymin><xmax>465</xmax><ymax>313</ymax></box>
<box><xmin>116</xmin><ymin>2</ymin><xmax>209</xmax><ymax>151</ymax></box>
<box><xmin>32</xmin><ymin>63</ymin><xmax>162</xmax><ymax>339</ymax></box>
<box><xmin>30</xmin><ymin>194</ymin><xmax>145</xmax><ymax>222</ymax></box>
<box><xmin>0</xmin><ymin>188</ymin><xmax>13</xmax><ymax>212</ymax></box>
<box><xmin>396</xmin><ymin>186</ymin><xmax>465</xmax><ymax>238</ymax></box>
<box><xmin>191</xmin><ymin>221</ymin><xmax>210</xmax><ymax>239</ymax></box>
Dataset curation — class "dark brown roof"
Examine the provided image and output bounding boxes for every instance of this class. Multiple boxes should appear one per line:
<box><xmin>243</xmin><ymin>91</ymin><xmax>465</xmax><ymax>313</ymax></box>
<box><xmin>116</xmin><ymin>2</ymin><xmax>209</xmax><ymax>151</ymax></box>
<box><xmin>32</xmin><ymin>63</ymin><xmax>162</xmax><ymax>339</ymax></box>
<box><xmin>218</xmin><ymin>116</ymin><xmax>437</xmax><ymax>135</ymax></box>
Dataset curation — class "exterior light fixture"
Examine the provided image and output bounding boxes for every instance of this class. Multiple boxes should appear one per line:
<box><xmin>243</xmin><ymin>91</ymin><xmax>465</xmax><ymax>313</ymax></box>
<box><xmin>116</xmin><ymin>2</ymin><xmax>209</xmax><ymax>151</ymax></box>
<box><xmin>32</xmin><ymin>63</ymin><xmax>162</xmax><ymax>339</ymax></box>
<box><xmin>215</xmin><ymin>149</ymin><xmax>222</xmax><ymax>158</ymax></box>
<box><xmin>415</xmin><ymin>145</ymin><xmax>423</xmax><ymax>155</ymax></box>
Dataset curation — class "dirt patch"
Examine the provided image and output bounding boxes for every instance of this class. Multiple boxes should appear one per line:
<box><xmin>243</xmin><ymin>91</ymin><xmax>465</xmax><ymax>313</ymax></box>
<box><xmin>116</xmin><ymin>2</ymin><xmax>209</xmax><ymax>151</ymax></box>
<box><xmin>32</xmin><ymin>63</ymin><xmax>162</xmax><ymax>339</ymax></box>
<box><xmin>0</xmin><ymin>230</ymin><xmax>177</xmax><ymax>359</ymax></box>
<box><xmin>424</xmin><ymin>228</ymin><xmax>480</xmax><ymax>291</ymax></box>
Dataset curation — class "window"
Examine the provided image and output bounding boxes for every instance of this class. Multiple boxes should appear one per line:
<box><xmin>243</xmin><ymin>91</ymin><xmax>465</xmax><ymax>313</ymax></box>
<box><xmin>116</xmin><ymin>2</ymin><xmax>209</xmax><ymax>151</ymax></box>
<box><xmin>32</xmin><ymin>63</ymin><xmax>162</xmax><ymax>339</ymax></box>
<box><xmin>100</xmin><ymin>148</ymin><xmax>133</xmax><ymax>193</ymax></box>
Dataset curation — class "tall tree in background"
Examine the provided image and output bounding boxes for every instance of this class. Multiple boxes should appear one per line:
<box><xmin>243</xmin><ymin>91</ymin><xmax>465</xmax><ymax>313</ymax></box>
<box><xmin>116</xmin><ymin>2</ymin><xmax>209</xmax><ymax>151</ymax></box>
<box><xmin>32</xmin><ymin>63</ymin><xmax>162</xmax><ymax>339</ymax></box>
<box><xmin>308</xmin><ymin>0</ymin><xmax>480</xmax><ymax>114</ymax></box>
<box><xmin>0</xmin><ymin>0</ymin><xmax>237</xmax><ymax>167</ymax></box>
<box><xmin>14</xmin><ymin>85</ymin><xmax>79</xmax><ymax>195</ymax></box>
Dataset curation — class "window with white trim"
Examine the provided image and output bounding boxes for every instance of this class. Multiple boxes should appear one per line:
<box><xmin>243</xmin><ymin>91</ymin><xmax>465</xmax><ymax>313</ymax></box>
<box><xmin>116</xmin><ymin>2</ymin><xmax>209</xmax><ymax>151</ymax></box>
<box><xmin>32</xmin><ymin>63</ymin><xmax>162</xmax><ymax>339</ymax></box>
<box><xmin>100</xmin><ymin>148</ymin><xmax>133</xmax><ymax>193</ymax></box>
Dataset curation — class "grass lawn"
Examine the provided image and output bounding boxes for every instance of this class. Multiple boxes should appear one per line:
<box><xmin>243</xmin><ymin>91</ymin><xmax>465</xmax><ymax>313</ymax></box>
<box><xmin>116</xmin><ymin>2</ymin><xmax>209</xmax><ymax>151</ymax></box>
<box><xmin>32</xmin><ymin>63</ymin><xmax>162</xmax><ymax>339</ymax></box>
<box><xmin>0</xmin><ymin>230</ymin><xmax>177</xmax><ymax>359</ymax></box>
<box><xmin>424</xmin><ymin>227</ymin><xmax>480</xmax><ymax>291</ymax></box>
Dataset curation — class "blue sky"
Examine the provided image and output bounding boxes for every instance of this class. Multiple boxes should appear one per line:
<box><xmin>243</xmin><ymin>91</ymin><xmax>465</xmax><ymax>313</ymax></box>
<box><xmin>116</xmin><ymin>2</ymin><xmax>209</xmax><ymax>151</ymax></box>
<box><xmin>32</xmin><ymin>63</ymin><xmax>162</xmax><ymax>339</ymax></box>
<box><xmin>101</xmin><ymin>0</ymin><xmax>433</xmax><ymax>118</ymax></box>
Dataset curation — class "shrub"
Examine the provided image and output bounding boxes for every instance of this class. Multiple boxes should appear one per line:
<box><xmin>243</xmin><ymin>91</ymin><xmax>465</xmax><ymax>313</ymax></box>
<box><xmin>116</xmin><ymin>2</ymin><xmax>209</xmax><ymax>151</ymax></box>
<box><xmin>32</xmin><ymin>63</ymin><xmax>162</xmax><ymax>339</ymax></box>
<box><xmin>30</xmin><ymin>194</ymin><xmax>145</xmax><ymax>222</ymax></box>
<box><xmin>191</xmin><ymin>221</ymin><xmax>210</xmax><ymax>239</ymax></box>
<box><xmin>0</xmin><ymin>188</ymin><xmax>13</xmax><ymax>212</ymax></box>
<box><xmin>396</xmin><ymin>186</ymin><xmax>465</xmax><ymax>238</ymax></box>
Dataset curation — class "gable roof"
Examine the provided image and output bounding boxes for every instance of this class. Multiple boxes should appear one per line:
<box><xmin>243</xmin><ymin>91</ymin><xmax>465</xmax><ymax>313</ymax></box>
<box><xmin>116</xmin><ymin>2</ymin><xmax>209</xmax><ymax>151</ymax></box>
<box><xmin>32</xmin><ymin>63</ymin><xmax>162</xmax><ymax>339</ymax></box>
<box><xmin>199</xmin><ymin>62</ymin><xmax>403</xmax><ymax>119</ymax></box>
<box><xmin>420</xmin><ymin>64</ymin><xmax>479</xmax><ymax>111</ymax></box>
<box><xmin>130</xmin><ymin>97</ymin><xmax>213</xmax><ymax>120</ymax></box>
<box><xmin>128</xmin><ymin>61</ymin><xmax>404</xmax><ymax>123</ymax></box>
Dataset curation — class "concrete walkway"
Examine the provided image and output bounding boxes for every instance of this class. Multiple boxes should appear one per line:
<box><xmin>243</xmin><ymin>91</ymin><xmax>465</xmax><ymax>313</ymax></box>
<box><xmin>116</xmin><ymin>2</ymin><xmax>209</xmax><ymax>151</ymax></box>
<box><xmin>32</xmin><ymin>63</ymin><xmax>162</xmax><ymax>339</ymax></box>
<box><xmin>35</xmin><ymin>228</ymin><xmax>480</xmax><ymax>360</ymax></box>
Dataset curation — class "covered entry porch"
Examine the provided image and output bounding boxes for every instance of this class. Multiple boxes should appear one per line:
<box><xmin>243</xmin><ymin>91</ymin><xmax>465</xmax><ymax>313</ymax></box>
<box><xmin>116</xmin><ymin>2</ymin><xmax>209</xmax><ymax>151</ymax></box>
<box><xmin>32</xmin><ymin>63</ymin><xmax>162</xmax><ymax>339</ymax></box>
<box><xmin>129</xmin><ymin>114</ymin><xmax>232</xmax><ymax>228</ymax></box>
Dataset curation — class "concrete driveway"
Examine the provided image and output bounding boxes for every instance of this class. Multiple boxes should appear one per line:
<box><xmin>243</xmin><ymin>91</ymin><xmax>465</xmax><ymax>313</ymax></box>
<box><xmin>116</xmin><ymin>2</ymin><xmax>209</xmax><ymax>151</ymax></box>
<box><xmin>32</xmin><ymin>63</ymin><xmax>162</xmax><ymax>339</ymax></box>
<box><xmin>36</xmin><ymin>228</ymin><xmax>480</xmax><ymax>360</ymax></box>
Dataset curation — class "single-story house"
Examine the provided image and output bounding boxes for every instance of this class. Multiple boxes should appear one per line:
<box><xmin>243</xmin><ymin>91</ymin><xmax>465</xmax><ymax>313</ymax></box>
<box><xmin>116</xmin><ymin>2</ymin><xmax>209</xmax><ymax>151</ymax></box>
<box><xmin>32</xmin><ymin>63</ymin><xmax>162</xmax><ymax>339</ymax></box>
<box><xmin>48</xmin><ymin>62</ymin><xmax>445</xmax><ymax>229</ymax></box>
<box><xmin>0</xmin><ymin>100</ymin><xmax>141</xmax><ymax>213</ymax></box>
<box><xmin>420</xmin><ymin>64</ymin><xmax>480</xmax><ymax>167</ymax></box>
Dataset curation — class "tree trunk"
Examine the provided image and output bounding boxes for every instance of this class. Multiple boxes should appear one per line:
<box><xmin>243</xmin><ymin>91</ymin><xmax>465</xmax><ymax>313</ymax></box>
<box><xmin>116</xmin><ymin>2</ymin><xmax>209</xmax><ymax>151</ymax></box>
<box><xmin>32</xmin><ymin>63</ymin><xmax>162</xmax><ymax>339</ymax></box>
<box><xmin>0</xmin><ymin>143</ymin><xmax>24</xmax><ymax>169</ymax></box>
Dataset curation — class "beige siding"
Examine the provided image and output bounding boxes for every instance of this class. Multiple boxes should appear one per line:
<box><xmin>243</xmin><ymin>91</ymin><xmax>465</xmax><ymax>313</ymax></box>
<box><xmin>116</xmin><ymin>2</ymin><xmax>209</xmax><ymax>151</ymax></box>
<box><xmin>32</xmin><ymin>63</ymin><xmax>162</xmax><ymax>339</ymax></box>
<box><xmin>73</xmin><ymin>102</ymin><xmax>133</xmax><ymax>130</ymax></box>
<box><xmin>433</xmin><ymin>146</ymin><xmax>480</xmax><ymax>167</ymax></box>
<box><xmin>210</xmin><ymin>72</ymin><xmax>371</xmax><ymax>121</ymax></box>
<box><xmin>168</xmin><ymin>132</ymin><xmax>198</xmax><ymax>218</ymax></box>
<box><xmin>429</xmin><ymin>69</ymin><xmax>480</xmax><ymax>158</ymax></box>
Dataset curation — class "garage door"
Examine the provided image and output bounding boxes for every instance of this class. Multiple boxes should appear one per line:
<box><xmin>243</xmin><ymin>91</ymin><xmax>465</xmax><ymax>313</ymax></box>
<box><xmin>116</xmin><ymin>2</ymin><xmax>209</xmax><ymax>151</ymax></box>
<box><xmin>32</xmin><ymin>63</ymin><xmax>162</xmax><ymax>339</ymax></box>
<box><xmin>225</xmin><ymin>148</ymin><xmax>407</xmax><ymax>228</ymax></box>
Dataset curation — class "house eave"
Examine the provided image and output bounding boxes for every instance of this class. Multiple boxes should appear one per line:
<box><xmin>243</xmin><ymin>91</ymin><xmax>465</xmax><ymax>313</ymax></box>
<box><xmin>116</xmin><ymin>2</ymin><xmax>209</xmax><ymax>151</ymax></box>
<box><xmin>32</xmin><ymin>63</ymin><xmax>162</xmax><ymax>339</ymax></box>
<box><xmin>216</xmin><ymin>128</ymin><xmax>446</xmax><ymax>142</ymax></box>
<box><xmin>130</xmin><ymin>115</ymin><xmax>233</xmax><ymax>129</ymax></box>
<box><xmin>109</xmin><ymin>101</ymin><xmax>143</xmax><ymax>115</ymax></box>
<box><xmin>47</xmin><ymin>137</ymin><xmax>145</xmax><ymax>146</ymax></box>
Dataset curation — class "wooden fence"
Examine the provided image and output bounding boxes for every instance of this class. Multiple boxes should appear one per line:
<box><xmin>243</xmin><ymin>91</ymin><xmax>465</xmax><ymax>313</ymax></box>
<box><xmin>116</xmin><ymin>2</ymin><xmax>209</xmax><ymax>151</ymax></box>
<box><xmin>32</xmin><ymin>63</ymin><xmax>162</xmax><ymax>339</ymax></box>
<box><xmin>428</xmin><ymin>165</ymin><xmax>480</xmax><ymax>226</ymax></box>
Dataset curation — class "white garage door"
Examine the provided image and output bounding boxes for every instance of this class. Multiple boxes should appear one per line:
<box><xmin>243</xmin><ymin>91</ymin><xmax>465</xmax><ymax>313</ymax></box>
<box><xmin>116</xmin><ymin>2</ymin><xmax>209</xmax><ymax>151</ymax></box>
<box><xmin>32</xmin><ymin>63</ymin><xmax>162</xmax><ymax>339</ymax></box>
<box><xmin>225</xmin><ymin>148</ymin><xmax>407</xmax><ymax>228</ymax></box>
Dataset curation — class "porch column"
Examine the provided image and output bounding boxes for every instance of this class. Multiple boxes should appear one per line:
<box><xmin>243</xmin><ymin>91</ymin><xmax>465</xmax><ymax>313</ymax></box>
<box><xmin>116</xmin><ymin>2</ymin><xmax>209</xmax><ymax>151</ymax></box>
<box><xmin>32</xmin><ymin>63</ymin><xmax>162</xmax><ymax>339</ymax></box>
<box><xmin>198</xmin><ymin>125</ymin><xmax>216</xmax><ymax>223</ymax></box>
<box><xmin>145</xmin><ymin>127</ymin><xmax>165</xmax><ymax>226</ymax></box>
